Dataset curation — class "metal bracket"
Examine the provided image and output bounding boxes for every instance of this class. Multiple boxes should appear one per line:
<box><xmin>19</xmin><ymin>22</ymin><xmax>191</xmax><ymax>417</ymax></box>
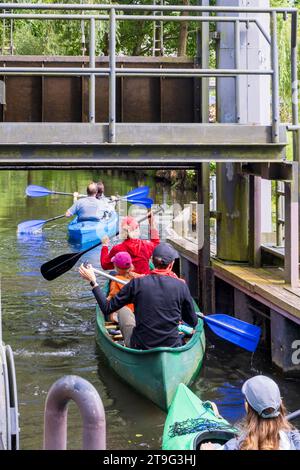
<box><xmin>210</xmin><ymin>31</ymin><xmax>220</xmax><ymax>40</ymax></box>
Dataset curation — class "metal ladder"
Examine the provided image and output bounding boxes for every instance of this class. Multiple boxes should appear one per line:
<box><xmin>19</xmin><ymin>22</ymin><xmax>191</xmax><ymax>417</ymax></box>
<box><xmin>1</xmin><ymin>6</ymin><xmax>14</xmax><ymax>55</ymax></box>
<box><xmin>152</xmin><ymin>0</ymin><xmax>164</xmax><ymax>56</ymax></box>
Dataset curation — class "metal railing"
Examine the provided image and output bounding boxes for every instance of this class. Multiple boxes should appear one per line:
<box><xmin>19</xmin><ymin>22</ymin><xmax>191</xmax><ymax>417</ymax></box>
<box><xmin>0</xmin><ymin>3</ymin><xmax>298</xmax><ymax>146</ymax></box>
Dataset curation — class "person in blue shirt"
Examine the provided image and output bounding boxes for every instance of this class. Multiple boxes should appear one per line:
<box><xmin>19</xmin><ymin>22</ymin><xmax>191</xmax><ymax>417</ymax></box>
<box><xmin>65</xmin><ymin>181</ymin><xmax>111</xmax><ymax>222</ymax></box>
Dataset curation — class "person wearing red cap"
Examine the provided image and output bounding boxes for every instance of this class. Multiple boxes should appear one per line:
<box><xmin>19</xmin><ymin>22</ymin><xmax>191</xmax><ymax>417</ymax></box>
<box><xmin>100</xmin><ymin>211</ymin><xmax>160</xmax><ymax>275</ymax></box>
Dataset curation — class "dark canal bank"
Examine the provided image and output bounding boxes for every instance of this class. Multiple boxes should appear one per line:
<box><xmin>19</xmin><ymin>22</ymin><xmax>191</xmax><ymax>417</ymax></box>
<box><xmin>0</xmin><ymin>170</ymin><xmax>299</xmax><ymax>449</ymax></box>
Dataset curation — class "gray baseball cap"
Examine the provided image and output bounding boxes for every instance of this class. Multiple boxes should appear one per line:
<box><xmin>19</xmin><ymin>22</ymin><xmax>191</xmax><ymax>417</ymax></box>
<box><xmin>242</xmin><ymin>375</ymin><xmax>281</xmax><ymax>419</ymax></box>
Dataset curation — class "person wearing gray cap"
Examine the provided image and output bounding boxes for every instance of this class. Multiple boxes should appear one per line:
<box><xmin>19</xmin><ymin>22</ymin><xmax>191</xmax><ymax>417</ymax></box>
<box><xmin>201</xmin><ymin>375</ymin><xmax>300</xmax><ymax>450</ymax></box>
<box><xmin>79</xmin><ymin>242</ymin><xmax>198</xmax><ymax>350</ymax></box>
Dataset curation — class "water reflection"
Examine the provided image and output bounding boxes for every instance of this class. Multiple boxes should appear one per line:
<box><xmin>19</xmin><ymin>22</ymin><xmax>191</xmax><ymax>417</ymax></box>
<box><xmin>0</xmin><ymin>169</ymin><xmax>299</xmax><ymax>450</ymax></box>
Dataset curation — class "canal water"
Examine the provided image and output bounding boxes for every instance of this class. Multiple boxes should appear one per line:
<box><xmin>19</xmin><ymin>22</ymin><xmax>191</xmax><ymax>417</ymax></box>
<box><xmin>0</xmin><ymin>170</ymin><xmax>299</xmax><ymax>450</ymax></box>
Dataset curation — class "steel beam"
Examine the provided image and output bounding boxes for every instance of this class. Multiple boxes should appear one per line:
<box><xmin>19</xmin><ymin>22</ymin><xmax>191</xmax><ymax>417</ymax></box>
<box><xmin>0</xmin><ymin>123</ymin><xmax>287</xmax><ymax>145</ymax></box>
<box><xmin>242</xmin><ymin>162</ymin><xmax>294</xmax><ymax>181</ymax></box>
<box><xmin>0</xmin><ymin>143</ymin><xmax>287</xmax><ymax>169</ymax></box>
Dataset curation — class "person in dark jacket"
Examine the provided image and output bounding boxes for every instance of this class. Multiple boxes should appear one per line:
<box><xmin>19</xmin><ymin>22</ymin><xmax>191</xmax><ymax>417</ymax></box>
<box><xmin>79</xmin><ymin>242</ymin><xmax>198</xmax><ymax>350</ymax></box>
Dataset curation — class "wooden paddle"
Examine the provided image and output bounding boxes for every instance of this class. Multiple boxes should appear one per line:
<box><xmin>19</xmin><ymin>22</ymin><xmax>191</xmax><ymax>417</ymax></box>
<box><xmin>40</xmin><ymin>205</ymin><xmax>164</xmax><ymax>281</ymax></box>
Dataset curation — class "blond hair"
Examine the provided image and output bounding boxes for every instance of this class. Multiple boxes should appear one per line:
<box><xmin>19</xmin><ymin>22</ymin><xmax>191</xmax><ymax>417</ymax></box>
<box><xmin>240</xmin><ymin>402</ymin><xmax>293</xmax><ymax>450</ymax></box>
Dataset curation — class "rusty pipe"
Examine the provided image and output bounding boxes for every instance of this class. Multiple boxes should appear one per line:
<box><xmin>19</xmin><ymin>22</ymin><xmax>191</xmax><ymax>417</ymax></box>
<box><xmin>43</xmin><ymin>375</ymin><xmax>106</xmax><ymax>450</ymax></box>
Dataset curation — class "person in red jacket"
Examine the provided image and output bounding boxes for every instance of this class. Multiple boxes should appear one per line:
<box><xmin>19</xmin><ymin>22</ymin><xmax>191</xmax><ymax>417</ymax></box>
<box><xmin>100</xmin><ymin>211</ymin><xmax>160</xmax><ymax>275</ymax></box>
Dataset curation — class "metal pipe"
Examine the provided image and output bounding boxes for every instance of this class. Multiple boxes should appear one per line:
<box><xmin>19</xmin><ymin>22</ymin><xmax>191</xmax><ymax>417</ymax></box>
<box><xmin>234</xmin><ymin>20</ymin><xmax>241</xmax><ymax>124</ymax></box>
<box><xmin>287</xmin><ymin>125</ymin><xmax>300</xmax><ymax>132</ymax></box>
<box><xmin>109</xmin><ymin>8</ymin><xmax>116</xmax><ymax>143</ymax></box>
<box><xmin>0</xmin><ymin>3</ymin><xmax>296</xmax><ymax>14</ymax></box>
<box><xmin>254</xmin><ymin>19</ymin><xmax>271</xmax><ymax>45</ymax></box>
<box><xmin>270</xmin><ymin>11</ymin><xmax>280</xmax><ymax>143</ymax></box>
<box><xmin>89</xmin><ymin>17</ymin><xmax>96</xmax><ymax>124</ymax></box>
<box><xmin>119</xmin><ymin>15</ymin><xmax>262</xmax><ymax>23</ymax></box>
<box><xmin>0</xmin><ymin>13</ymin><xmax>268</xmax><ymax>23</ymax></box>
<box><xmin>291</xmin><ymin>12</ymin><xmax>299</xmax><ymax>162</ymax></box>
<box><xmin>291</xmin><ymin>14</ymin><xmax>299</xmax><ymax>126</ymax></box>
<box><xmin>0</xmin><ymin>277</ymin><xmax>2</xmax><ymax>343</ymax></box>
<box><xmin>0</xmin><ymin>14</ymin><xmax>106</xmax><ymax>20</ymax></box>
<box><xmin>0</xmin><ymin>67</ymin><xmax>272</xmax><ymax>76</ymax></box>
<box><xmin>98</xmin><ymin>67</ymin><xmax>273</xmax><ymax>76</ymax></box>
<box><xmin>287</xmin><ymin>409</ymin><xmax>300</xmax><ymax>422</ymax></box>
<box><xmin>0</xmin><ymin>67</ymin><xmax>109</xmax><ymax>76</ymax></box>
<box><xmin>0</xmin><ymin>12</ymin><xmax>286</xmax><ymax>28</ymax></box>
<box><xmin>43</xmin><ymin>375</ymin><xmax>106</xmax><ymax>450</ymax></box>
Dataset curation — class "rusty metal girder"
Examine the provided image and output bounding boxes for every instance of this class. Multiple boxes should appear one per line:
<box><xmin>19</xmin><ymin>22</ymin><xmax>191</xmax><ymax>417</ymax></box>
<box><xmin>0</xmin><ymin>142</ymin><xmax>287</xmax><ymax>169</ymax></box>
<box><xmin>242</xmin><ymin>162</ymin><xmax>294</xmax><ymax>181</ymax></box>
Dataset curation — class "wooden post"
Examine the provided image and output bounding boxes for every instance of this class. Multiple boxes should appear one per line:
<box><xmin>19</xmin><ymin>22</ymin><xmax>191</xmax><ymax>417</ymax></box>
<box><xmin>249</xmin><ymin>175</ymin><xmax>262</xmax><ymax>267</ymax></box>
<box><xmin>284</xmin><ymin>162</ymin><xmax>299</xmax><ymax>287</ymax></box>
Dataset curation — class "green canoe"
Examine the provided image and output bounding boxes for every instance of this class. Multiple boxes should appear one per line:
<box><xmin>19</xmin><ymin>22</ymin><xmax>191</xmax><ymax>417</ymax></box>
<box><xmin>95</xmin><ymin>305</ymin><xmax>205</xmax><ymax>411</ymax></box>
<box><xmin>162</xmin><ymin>383</ymin><xmax>238</xmax><ymax>450</ymax></box>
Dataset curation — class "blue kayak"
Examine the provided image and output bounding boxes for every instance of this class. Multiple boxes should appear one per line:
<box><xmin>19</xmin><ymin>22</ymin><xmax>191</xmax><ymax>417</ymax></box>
<box><xmin>68</xmin><ymin>211</ymin><xmax>119</xmax><ymax>244</ymax></box>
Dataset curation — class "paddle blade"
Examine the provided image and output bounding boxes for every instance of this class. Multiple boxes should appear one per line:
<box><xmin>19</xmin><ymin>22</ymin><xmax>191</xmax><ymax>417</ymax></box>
<box><xmin>17</xmin><ymin>219</ymin><xmax>46</xmax><ymax>234</ymax></box>
<box><xmin>204</xmin><ymin>314</ymin><xmax>261</xmax><ymax>352</ymax></box>
<box><xmin>26</xmin><ymin>185</ymin><xmax>53</xmax><ymax>197</ymax></box>
<box><xmin>127</xmin><ymin>197</ymin><xmax>153</xmax><ymax>208</ymax></box>
<box><xmin>126</xmin><ymin>186</ymin><xmax>150</xmax><ymax>199</ymax></box>
<box><xmin>40</xmin><ymin>252</ymin><xmax>82</xmax><ymax>281</ymax></box>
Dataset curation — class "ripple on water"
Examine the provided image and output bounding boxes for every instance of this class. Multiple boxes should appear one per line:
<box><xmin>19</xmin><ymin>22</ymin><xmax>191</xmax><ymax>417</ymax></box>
<box><xmin>14</xmin><ymin>348</ymin><xmax>77</xmax><ymax>358</ymax></box>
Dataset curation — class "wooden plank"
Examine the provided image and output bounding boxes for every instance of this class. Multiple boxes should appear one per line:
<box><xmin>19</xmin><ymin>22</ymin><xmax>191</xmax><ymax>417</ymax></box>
<box><xmin>284</xmin><ymin>286</ymin><xmax>300</xmax><ymax>298</ymax></box>
<box><xmin>212</xmin><ymin>259</ymin><xmax>300</xmax><ymax>320</ymax></box>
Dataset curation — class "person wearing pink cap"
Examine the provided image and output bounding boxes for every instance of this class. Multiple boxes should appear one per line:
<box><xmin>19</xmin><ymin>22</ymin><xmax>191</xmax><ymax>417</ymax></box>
<box><xmin>100</xmin><ymin>211</ymin><xmax>160</xmax><ymax>275</ymax></box>
<box><xmin>106</xmin><ymin>251</ymin><xmax>140</xmax><ymax>327</ymax></box>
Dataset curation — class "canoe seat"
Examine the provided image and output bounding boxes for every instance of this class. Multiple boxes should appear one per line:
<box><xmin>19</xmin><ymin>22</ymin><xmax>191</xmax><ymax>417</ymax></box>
<box><xmin>195</xmin><ymin>430</ymin><xmax>237</xmax><ymax>449</ymax></box>
<box><xmin>105</xmin><ymin>322</ymin><xmax>124</xmax><ymax>341</ymax></box>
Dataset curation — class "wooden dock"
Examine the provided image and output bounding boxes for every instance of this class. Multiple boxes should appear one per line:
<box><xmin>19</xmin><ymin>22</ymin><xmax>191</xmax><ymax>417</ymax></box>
<box><xmin>168</xmin><ymin>235</ymin><xmax>300</xmax><ymax>376</ymax></box>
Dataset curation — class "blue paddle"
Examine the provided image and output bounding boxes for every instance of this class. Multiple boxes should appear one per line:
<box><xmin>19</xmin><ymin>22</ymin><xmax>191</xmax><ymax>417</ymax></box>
<box><xmin>84</xmin><ymin>268</ymin><xmax>261</xmax><ymax>353</ymax></box>
<box><xmin>197</xmin><ymin>312</ymin><xmax>261</xmax><ymax>352</ymax></box>
<box><xmin>121</xmin><ymin>186</ymin><xmax>150</xmax><ymax>200</ymax></box>
<box><xmin>17</xmin><ymin>214</ymin><xmax>66</xmax><ymax>234</ymax></box>
<box><xmin>26</xmin><ymin>185</ymin><xmax>82</xmax><ymax>197</ymax></box>
<box><xmin>26</xmin><ymin>184</ymin><xmax>150</xmax><ymax>200</ymax></box>
<box><xmin>126</xmin><ymin>197</ymin><xmax>153</xmax><ymax>208</ymax></box>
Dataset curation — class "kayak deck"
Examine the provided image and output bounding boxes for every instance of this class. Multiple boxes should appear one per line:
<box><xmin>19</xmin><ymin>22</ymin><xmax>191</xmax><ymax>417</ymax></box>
<box><xmin>68</xmin><ymin>211</ymin><xmax>118</xmax><ymax>244</ymax></box>
<box><xmin>162</xmin><ymin>383</ymin><xmax>238</xmax><ymax>450</ymax></box>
